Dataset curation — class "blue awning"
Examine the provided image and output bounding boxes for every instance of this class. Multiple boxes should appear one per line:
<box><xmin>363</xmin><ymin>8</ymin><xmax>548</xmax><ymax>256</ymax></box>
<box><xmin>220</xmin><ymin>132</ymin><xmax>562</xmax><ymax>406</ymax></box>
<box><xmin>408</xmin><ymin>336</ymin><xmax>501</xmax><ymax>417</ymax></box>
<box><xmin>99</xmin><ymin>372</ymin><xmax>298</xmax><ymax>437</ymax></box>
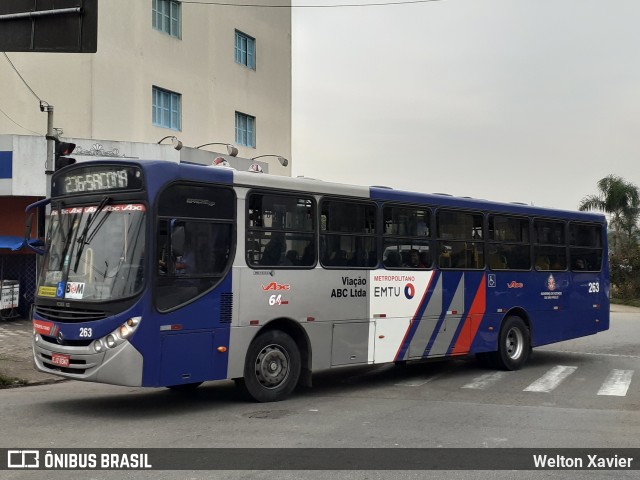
<box><xmin>0</xmin><ymin>236</ymin><xmax>42</xmax><ymax>251</ymax></box>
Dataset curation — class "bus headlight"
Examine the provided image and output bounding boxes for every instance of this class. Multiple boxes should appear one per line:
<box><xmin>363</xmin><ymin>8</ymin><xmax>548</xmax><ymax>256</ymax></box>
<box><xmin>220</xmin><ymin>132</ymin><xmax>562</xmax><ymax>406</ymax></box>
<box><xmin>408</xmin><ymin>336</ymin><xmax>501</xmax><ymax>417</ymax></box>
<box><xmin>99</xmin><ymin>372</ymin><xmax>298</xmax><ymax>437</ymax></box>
<box><xmin>118</xmin><ymin>324</ymin><xmax>133</xmax><ymax>339</ymax></box>
<box><xmin>95</xmin><ymin>316</ymin><xmax>143</xmax><ymax>350</ymax></box>
<box><xmin>126</xmin><ymin>316</ymin><xmax>141</xmax><ymax>327</ymax></box>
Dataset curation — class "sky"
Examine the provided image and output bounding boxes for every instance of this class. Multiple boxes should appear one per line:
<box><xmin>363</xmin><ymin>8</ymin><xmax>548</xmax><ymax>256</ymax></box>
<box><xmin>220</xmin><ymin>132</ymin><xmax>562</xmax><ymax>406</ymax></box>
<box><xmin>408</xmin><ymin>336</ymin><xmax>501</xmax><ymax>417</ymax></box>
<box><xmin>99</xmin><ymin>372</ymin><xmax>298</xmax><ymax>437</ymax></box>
<box><xmin>290</xmin><ymin>0</ymin><xmax>640</xmax><ymax>212</ymax></box>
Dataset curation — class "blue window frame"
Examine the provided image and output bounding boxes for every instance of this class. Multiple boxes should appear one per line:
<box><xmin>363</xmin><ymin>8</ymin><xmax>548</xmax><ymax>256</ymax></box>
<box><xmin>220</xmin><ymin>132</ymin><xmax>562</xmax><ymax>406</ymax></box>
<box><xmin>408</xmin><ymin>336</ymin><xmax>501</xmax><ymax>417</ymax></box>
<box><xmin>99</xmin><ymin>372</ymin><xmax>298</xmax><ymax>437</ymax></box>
<box><xmin>235</xmin><ymin>30</ymin><xmax>256</xmax><ymax>70</ymax></box>
<box><xmin>153</xmin><ymin>0</ymin><xmax>181</xmax><ymax>38</ymax></box>
<box><xmin>153</xmin><ymin>87</ymin><xmax>181</xmax><ymax>131</ymax></box>
<box><xmin>235</xmin><ymin>112</ymin><xmax>256</xmax><ymax>147</ymax></box>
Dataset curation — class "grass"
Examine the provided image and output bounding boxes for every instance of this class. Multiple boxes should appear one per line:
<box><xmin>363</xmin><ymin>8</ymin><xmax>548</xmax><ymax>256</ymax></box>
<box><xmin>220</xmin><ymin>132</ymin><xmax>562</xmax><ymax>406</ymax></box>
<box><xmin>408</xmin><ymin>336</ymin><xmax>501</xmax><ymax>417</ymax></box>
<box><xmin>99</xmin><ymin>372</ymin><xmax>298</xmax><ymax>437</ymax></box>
<box><xmin>0</xmin><ymin>373</ymin><xmax>27</xmax><ymax>387</ymax></box>
<box><xmin>610</xmin><ymin>297</ymin><xmax>640</xmax><ymax>308</ymax></box>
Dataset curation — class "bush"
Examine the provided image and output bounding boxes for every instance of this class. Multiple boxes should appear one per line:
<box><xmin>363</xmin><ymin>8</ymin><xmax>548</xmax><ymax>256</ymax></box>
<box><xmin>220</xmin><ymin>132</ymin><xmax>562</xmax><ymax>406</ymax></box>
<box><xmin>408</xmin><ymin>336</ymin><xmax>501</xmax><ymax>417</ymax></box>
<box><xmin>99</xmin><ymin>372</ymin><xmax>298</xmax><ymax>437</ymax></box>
<box><xmin>610</xmin><ymin>247</ymin><xmax>640</xmax><ymax>300</ymax></box>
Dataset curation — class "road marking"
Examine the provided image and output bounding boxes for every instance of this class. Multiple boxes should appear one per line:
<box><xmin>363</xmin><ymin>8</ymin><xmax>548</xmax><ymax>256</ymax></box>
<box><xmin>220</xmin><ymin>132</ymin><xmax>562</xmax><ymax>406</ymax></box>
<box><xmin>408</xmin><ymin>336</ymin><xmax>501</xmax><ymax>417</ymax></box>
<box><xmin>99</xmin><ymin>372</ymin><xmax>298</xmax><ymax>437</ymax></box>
<box><xmin>597</xmin><ymin>369</ymin><xmax>634</xmax><ymax>397</ymax></box>
<box><xmin>543</xmin><ymin>349</ymin><xmax>640</xmax><ymax>360</ymax></box>
<box><xmin>523</xmin><ymin>365</ymin><xmax>578</xmax><ymax>393</ymax></box>
<box><xmin>462</xmin><ymin>371</ymin><xmax>507</xmax><ymax>390</ymax></box>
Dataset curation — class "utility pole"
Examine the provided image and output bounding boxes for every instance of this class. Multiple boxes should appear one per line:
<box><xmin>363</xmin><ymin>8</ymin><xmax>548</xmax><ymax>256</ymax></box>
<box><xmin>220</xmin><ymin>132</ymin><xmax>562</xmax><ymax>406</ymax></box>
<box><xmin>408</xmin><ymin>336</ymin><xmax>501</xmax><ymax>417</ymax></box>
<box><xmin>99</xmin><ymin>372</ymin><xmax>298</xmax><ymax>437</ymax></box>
<box><xmin>40</xmin><ymin>101</ymin><xmax>54</xmax><ymax>200</ymax></box>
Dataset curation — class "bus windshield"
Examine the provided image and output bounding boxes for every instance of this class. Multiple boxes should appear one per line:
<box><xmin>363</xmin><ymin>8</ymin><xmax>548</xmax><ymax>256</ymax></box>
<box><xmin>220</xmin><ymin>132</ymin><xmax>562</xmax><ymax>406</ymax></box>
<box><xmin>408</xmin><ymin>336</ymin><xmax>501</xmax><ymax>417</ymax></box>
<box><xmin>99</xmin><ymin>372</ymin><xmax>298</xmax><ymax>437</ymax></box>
<box><xmin>38</xmin><ymin>202</ymin><xmax>146</xmax><ymax>302</ymax></box>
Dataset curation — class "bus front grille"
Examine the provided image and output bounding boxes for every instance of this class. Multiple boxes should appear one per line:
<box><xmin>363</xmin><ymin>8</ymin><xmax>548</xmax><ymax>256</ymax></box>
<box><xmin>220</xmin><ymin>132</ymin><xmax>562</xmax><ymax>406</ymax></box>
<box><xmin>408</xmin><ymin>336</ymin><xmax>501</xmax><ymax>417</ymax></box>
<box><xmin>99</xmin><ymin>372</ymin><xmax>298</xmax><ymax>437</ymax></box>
<box><xmin>35</xmin><ymin>305</ymin><xmax>108</xmax><ymax>323</ymax></box>
<box><xmin>41</xmin><ymin>335</ymin><xmax>93</xmax><ymax>347</ymax></box>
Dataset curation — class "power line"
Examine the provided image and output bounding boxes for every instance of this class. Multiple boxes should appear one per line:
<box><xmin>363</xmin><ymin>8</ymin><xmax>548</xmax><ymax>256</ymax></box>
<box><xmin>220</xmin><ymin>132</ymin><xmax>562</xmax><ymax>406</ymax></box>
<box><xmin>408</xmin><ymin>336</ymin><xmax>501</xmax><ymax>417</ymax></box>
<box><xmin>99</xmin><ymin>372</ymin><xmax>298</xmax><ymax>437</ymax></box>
<box><xmin>0</xmin><ymin>104</ymin><xmax>43</xmax><ymax>135</ymax></box>
<box><xmin>182</xmin><ymin>0</ymin><xmax>443</xmax><ymax>7</ymax></box>
<box><xmin>2</xmin><ymin>52</ymin><xmax>42</xmax><ymax>102</ymax></box>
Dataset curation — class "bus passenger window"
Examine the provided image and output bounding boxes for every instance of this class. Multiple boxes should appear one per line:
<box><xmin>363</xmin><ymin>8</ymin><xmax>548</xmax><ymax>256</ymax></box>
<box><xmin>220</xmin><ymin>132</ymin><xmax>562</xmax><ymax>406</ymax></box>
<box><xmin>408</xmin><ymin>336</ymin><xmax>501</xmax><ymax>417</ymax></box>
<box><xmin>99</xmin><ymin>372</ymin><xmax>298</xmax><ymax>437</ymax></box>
<box><xmin>382</xmin><ymin>204</ymin><xmax>432</xmax><ymax>270</ymax></box>
<box><xmin>436</xmin><ymin>210</ymin><xmax>483</xmax><ymax>269</ymax></box>
<box><xmin>320</xmin><ymin>199</ymin><xmax>377</xmax><ymax>269</ymax></box>
<box><xmin>246</xmin><ymin>193</ymin><xmax>316</xmax><ymax>268</ymax></box>
<box><xmin>569</xmin><ymin>223</ymin><xmax>603</xmax><ymax>272</ymax></box>
<box><xmin>533</xmin><ymin>220</ymin><xmax>567</xmax><ymax>271</ymax></box>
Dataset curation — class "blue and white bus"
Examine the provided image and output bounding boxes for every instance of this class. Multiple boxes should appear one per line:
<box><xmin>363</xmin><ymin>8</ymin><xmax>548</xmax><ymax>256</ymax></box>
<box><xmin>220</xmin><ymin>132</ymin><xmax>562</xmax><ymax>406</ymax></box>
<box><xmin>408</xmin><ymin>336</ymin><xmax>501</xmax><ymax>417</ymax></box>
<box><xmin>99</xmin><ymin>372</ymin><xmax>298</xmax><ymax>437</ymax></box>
<box><xmin>27</xmin><ymin>160</ymin><xmax>609</xmax><ymax>402</ymax></box>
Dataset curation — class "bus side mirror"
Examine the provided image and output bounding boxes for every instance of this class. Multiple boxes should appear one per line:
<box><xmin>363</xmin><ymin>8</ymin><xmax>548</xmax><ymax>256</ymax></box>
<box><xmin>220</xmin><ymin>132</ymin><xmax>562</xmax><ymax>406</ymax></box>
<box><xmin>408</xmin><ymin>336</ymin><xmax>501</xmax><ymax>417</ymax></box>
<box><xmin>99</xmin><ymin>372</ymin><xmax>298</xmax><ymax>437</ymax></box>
<box><xmin>24</xmin><ymin>198</ymin><xmax>50</xmax><ymax>255</ymax></box>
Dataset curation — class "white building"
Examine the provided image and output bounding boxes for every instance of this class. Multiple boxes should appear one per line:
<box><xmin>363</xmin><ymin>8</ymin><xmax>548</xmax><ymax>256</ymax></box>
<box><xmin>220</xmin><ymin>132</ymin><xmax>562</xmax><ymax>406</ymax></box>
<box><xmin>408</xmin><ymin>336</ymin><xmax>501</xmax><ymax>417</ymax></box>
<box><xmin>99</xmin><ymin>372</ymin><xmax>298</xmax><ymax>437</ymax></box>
<box><xmin>0</xmin><ymin>0</ymin><xmax>292</xmax><ymax>174</ymax></box>
<box><xmin>0</xmin><ymin>0</ymin><xmax>291</xmax><ymax>317</ymax></box>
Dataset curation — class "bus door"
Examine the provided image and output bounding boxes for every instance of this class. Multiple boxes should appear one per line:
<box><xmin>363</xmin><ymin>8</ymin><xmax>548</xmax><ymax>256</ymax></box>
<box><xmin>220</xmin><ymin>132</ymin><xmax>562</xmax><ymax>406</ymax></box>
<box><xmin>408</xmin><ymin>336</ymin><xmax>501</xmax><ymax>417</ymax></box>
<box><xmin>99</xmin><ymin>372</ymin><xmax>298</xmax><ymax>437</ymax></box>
<box><xmin>154</xmin><ymin>183</ymin><xmax>235</xmax><ymax>386</ymax></box>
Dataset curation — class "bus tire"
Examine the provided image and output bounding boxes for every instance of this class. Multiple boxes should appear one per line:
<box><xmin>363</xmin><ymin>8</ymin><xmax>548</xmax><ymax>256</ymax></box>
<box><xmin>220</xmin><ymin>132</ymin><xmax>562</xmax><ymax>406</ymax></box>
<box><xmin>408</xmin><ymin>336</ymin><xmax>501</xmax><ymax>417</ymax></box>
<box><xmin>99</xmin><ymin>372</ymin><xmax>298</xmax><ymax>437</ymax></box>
<box><xmin>238</xmin><ymin>330</ymin><xmax>301</xmax><ymax>402</ymax></box>
<box><xmin>495</xmin><ymin>316</ymin><xmax>530</xmax><ymax>371</ymax></box>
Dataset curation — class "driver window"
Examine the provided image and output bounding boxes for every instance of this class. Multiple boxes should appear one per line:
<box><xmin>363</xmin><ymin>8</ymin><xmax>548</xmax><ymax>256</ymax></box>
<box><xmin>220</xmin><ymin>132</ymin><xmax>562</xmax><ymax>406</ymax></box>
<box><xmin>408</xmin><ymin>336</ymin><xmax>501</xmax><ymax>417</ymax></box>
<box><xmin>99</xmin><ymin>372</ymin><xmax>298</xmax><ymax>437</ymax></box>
<box><xmin>155</xmin><ymin>183</ymin><xmax>235</xmax><ymax>311</ymax></box>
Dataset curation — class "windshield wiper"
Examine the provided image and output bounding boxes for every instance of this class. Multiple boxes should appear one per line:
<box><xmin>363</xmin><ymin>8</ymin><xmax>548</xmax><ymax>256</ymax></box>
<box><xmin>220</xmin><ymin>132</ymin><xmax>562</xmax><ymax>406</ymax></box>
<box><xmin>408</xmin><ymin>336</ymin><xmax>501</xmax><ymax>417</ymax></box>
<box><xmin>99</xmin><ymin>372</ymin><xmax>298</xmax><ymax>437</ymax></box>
<box><xmin>73</xmin><ymin>196</ymin><xmax>111</xmax><ymax>273</ymax></box>
<box><xmin>58</xmin><ymin>211</ymin><xmax>79</xmax><ymax>271</ymax></box>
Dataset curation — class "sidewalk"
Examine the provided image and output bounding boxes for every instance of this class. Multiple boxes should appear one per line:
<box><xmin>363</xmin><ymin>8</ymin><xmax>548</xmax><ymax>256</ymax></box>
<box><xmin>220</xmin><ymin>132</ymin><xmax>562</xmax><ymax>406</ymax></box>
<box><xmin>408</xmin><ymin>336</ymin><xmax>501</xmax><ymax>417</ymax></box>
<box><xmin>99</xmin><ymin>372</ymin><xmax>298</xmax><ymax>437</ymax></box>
<box><xmin>0</xmin><ymin>317</ymin><xmax>66</xmax><ymax>387</ymax></box>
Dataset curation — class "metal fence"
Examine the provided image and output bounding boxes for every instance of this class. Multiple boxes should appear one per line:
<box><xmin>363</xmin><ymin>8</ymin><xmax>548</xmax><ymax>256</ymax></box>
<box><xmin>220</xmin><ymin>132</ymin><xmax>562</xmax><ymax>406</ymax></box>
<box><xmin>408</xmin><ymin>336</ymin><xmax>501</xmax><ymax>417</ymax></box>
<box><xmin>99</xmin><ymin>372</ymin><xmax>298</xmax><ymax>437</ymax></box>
<box><xmin>0</xmin><ymin>253</ymin><xmax>37</xmax><ymax>318</ymax></box>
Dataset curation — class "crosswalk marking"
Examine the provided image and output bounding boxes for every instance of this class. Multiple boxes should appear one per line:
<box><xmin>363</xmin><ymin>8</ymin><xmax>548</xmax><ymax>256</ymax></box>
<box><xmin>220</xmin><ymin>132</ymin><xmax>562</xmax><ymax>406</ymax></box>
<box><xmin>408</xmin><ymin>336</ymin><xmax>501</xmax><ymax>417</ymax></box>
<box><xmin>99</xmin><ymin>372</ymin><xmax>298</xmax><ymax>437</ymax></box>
<box><xmin>597</xmin><ymin>369</ymin><xmax>634</xmax><ymax>397</ymax></box>
<box><xmin>462</xmin><ymin>372</ymin><xmax>507</xmax><ymax>390</ymax></box>
<box><xmin>392</xmin><ymin>364</ymin><xmax>636</xmax><ymax>397</ymax></box>
<box><xmin>523</xmin><ymin>365</ymin><xmax>578</xmax><ymax>393</ymax></box>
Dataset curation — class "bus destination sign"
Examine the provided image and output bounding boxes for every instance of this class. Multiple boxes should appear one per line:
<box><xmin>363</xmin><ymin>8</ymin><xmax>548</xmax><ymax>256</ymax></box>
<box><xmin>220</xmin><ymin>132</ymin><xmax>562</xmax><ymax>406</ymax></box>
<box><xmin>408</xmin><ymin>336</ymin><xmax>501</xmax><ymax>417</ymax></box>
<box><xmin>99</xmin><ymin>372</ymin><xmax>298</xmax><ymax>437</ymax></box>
<box><xmin>53</xmin><ymin>166</ymin><xmax>143</xmax><ymax>196</ymax></box>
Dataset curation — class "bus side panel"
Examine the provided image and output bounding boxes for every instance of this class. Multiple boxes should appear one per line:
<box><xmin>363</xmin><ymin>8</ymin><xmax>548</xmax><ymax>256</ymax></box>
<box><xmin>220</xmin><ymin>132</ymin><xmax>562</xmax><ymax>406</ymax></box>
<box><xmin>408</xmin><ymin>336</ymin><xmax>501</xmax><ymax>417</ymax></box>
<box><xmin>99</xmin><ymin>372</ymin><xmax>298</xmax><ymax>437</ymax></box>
<box><xmin>138</xmin><ymin>275</ymin><xmax>232</xmax><ymax>387</ymax></box>
<box><xmin>373</xmin><ymin>271</ymin><xmax>486</xmax><ymax>361</ymax></box>
<box><xmin>449</xmin><ymin>272</ymin><xmax>487</xmax><ymax>355</ymax></box>
<box><xmin>228</xmin><ymin>266</ymin><xmax>368</xmax><ymax>377</ymax></box>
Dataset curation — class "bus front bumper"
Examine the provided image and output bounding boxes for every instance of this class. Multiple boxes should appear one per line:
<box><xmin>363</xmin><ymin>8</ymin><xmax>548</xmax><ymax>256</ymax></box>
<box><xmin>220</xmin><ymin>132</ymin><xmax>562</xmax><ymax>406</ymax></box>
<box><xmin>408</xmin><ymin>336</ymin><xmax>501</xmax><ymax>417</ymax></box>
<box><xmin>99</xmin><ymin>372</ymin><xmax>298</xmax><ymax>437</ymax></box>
<box><xmin>33</xmin><ymin>335</ymin><xmax>143</xmax><ymax>387</ymax></box>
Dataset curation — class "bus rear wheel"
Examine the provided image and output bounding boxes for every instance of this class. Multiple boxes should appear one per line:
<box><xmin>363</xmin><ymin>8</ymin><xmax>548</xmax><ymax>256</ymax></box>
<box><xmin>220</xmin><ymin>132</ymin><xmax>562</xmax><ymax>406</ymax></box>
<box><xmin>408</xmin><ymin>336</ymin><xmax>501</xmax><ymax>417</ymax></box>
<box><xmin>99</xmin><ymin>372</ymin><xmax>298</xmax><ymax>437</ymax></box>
<box><xmin>237</xmin><ymin>330</ymin><xmax>301</xmax><ymax>402</ymax></box>
<box><xmin>494</xmin><ymin>315</ymin><xmax>530</xmax><ymax>371</ymax></box>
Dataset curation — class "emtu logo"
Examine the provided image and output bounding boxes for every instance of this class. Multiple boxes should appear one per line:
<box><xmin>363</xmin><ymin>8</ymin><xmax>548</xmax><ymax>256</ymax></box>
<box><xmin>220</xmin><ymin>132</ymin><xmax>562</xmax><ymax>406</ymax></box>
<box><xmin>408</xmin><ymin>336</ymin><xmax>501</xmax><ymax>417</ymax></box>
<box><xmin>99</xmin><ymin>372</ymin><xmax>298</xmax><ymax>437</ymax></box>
<box><xmin>7</xmin><ymin>450</ymin><xmax>39</xmax><ymax>468</ymax></box>
<box><xmin>404</xmin><ymin>283</ymin><xmax>415</xmax><ymax>299</ymax></box>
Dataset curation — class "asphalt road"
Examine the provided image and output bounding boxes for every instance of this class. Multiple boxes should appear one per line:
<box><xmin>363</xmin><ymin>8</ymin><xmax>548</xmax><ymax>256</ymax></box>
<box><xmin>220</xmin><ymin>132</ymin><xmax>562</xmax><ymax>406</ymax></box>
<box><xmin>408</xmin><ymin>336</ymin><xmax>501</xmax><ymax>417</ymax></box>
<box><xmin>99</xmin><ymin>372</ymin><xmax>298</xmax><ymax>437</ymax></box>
<box><xmin>1</xmin><ymin>308</ymin><xmax>639</xmax><ymax>480</ymax></box>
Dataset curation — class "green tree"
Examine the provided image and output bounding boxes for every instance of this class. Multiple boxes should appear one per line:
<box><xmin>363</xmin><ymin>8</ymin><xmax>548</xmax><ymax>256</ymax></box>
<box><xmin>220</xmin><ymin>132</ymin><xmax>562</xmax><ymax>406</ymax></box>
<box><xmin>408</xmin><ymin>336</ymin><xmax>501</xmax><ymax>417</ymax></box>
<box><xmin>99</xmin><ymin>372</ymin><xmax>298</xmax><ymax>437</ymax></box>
<box><xmin>579</xmin><ymin>175</ymin><xmax>640</xmax><ymax>251</ymax></box>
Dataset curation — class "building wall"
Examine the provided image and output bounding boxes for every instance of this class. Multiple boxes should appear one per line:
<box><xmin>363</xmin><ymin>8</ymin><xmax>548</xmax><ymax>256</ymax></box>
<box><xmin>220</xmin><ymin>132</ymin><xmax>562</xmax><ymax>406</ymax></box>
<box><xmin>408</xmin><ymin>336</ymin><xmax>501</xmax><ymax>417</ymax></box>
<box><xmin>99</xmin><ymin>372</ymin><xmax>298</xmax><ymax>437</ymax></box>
<box><xmin>0</xmin><ymin>0</ymin><xmax>292</xmax><ymax>175</ymax></box>
<box><xmin>0</xmin><ymin>196</ymin><xmax>39</xmax><ymax>238</ymax></box>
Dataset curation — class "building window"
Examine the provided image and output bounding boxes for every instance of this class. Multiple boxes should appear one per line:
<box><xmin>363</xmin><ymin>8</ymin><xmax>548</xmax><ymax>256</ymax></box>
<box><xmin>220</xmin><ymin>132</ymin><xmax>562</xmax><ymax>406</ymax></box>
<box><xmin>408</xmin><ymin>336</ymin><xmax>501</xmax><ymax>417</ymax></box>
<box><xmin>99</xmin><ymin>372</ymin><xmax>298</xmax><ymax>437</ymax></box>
<box><xmin>153</xmin><ymin>0</ymin><xmax>181</xmax><ymax>38</ymax></box>
<box><xmin>235</xmin><ymin>30</ymin><xmax>256</xmax><ymax>69</ymax></box>
<box><xmin>235</xmin><ymin>112</ymin><xmax>256</xmax><ymax>147</ymax></box>
<box><xmin>153</xmin><ymin>87</ymin><xmax>181</xmax><ymax>131</ymax></box>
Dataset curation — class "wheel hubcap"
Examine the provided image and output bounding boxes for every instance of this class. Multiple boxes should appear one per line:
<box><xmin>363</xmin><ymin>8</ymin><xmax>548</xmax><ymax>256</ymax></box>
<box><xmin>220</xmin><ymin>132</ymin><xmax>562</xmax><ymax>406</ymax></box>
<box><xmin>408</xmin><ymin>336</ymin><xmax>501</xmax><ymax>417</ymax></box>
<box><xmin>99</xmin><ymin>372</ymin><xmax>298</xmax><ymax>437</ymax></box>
<box><xmin>255</xmin><ymin>344</ymin><xmax>289</xmax><ymax>389</ymax></box>
<box><xmin>505</xmin><ymin>327</ymin><xmax>524</xmax><ymax>360</ymax></box>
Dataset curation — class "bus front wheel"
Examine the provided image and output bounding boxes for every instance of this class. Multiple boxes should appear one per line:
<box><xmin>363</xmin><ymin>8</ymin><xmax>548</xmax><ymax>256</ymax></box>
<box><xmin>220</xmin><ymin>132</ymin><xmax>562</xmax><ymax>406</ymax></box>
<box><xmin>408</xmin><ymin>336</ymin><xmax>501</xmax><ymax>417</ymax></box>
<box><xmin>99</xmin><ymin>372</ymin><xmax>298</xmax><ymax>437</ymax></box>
<box><xmin>494</xmin><ymin>316</ymin><xmax>530</xmax><ymax>371</ymax></box>
<box><xmin>237</xmin><ymin>330</ymin><xmax>301</xmax><ymax>402</ymax></box>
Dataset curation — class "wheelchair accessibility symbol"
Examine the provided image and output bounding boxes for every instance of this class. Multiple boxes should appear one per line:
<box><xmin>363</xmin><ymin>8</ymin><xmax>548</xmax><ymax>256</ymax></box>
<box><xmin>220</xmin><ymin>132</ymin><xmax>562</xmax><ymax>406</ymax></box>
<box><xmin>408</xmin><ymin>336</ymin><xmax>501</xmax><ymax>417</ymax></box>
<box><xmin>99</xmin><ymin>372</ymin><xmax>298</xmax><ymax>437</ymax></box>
<box><xmin>56</xmin><ymin>282</ymin><xmax>66</xmax><ymax>298</ymax></box>
<box><xmin>488</xmin><ymin>274</ymin><xmax>496</xmax><ymax>288</ymax></box>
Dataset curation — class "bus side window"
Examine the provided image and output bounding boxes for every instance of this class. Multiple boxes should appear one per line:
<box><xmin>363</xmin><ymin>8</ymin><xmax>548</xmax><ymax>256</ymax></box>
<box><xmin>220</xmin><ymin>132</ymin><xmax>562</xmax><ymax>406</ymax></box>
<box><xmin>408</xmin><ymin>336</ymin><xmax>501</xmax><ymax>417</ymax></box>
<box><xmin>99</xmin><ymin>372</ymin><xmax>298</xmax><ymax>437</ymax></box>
<box><xmin>247</xmin><ymin>193</ymin><xmax>316</xmax><ymax>269</ymax></box>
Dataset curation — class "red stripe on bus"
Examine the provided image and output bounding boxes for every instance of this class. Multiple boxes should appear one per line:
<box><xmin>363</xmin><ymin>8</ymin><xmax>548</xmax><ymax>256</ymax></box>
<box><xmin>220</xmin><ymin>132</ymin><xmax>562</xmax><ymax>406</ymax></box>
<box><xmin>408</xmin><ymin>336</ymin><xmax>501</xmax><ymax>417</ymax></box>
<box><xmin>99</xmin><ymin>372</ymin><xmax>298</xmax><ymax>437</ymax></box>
<box><xmin>451</xmin><ymin>276</ymin><xmax>486</xmax><ymax>355</ymax></box>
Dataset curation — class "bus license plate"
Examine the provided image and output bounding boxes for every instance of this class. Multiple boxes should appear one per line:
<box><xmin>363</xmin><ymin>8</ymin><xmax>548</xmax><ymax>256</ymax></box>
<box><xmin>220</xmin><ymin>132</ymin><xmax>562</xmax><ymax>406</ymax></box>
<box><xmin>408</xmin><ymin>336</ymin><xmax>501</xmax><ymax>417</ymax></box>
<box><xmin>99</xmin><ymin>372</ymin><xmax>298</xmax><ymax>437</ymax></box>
<box><xmin>51</xmin><ymin>353</ymin><xmax>70</xmax><ymax>368</ymax></box>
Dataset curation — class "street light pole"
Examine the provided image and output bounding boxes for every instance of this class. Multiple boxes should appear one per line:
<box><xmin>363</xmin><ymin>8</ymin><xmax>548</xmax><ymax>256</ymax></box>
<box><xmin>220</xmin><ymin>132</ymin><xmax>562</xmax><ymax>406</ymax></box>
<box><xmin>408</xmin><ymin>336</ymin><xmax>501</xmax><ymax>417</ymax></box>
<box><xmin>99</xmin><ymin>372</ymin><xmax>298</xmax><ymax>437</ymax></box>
<box><xmin>40</xmin><ymin>101</ymin><xmax>55</xmax><ymax>198</ymax></box>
